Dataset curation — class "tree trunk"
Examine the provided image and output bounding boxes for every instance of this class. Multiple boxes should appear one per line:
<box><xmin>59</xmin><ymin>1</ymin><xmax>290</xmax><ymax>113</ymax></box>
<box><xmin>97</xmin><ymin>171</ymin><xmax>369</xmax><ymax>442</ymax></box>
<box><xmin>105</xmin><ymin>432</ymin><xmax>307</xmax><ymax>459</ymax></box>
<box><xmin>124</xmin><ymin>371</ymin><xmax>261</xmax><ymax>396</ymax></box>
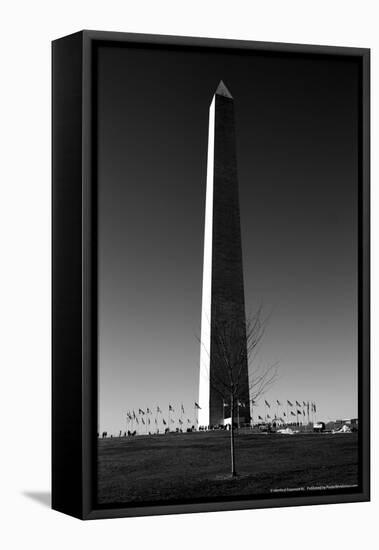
<box><xmin>230</xmin><ymin>393</ymin><xmax>237</xmax><ymax>477</ymax></box>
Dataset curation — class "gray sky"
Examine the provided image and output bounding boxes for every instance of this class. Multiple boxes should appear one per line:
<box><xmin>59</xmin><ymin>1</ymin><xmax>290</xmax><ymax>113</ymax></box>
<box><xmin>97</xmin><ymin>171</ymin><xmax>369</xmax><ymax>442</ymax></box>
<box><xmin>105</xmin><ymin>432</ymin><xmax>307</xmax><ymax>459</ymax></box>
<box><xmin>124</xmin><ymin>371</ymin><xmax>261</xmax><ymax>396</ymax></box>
<box><xmin>97</xmin><ymin>44</ymin><xmax>359</xmax><ymax>433</ymax></box>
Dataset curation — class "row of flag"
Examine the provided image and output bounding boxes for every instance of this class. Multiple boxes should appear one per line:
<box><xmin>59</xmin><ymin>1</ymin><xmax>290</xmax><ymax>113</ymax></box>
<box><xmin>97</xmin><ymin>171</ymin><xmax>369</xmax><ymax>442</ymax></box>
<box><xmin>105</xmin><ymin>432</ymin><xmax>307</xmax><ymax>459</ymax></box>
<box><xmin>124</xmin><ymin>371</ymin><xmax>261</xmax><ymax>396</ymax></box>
<box><xmin>263</xmin><ymin>399</ymin><xmax>317</xmax><ymax>412</ymax></box>
<box><xmin>125</xmin><ymin>403</ymin><xmax>202</xmax><ymax>432</ymax></box>
<box><xmin>127</xmin><ymin>403</ymin><xmax>201</xmax><ymax>416</ymax></box>
<box><xmin>254</xmin><ymin>399</ymin><xmax>318</xmax><ymax>424</ymax></box>
<box><xmin>123</xmin><ymin>399</ymin><xmax>317</xmax><ymax>434</ymax></box>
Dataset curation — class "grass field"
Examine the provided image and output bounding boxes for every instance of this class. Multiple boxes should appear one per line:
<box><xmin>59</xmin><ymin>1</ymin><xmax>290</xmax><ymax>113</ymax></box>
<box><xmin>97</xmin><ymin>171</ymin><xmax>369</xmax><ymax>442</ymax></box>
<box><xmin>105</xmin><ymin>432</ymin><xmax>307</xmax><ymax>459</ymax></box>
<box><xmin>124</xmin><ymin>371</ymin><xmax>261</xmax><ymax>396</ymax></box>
<box><xmin>97</xmin><ymin>431</ymin><xmax>358</xmax><ymax>504</ymax></box>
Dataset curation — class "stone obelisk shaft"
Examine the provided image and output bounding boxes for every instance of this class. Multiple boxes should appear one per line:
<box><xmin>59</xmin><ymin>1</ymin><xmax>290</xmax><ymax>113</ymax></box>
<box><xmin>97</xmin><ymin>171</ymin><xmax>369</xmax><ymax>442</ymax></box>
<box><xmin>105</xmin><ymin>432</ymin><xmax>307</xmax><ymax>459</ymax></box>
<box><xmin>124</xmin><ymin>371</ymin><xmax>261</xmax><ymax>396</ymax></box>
<box><xmin>199</xmin><ymin>81</ymin><xmax>250</xmax><ymax>427</ymax></box>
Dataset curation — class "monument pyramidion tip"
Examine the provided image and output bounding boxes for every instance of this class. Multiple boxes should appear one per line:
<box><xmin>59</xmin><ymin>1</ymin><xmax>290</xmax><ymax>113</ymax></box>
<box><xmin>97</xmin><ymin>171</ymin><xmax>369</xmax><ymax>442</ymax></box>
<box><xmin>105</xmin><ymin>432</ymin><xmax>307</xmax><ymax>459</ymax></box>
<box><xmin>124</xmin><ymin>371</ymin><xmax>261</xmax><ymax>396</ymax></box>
<box><xmin>216</xmin><ymin>80</ymin><xmax>233</xmax><ymax>99</ymax></box>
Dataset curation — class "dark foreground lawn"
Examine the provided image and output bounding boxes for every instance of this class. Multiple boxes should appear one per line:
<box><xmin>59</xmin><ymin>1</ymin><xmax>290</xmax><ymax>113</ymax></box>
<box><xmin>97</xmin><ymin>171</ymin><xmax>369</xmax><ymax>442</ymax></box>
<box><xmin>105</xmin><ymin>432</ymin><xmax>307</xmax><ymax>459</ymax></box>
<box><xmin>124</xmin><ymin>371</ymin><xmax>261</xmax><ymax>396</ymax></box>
<box><xmin>97</xmin><ymin>431</ymin><xmax>358</xmax><ymax>504</ymax></box>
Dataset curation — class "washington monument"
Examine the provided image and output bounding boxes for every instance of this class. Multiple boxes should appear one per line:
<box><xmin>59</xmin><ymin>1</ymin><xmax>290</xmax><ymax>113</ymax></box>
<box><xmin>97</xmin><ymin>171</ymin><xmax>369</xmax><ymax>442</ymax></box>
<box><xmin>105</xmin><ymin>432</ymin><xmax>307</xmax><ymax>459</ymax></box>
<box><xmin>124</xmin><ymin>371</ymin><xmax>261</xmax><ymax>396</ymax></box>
<box><xmin>198</xmin><ymin>81</ymin><xmax>250</xmax><ymax>427</ymax></box>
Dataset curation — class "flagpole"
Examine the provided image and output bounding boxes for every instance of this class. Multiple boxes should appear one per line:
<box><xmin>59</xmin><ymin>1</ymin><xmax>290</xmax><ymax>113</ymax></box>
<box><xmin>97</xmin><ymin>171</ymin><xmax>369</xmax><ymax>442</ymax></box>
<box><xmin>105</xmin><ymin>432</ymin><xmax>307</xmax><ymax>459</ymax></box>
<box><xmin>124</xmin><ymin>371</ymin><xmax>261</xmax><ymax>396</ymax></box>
<box><xmin>194</xmin><ymin>403</ymin><xmax>200</xmax><ymax>430</ymax></box>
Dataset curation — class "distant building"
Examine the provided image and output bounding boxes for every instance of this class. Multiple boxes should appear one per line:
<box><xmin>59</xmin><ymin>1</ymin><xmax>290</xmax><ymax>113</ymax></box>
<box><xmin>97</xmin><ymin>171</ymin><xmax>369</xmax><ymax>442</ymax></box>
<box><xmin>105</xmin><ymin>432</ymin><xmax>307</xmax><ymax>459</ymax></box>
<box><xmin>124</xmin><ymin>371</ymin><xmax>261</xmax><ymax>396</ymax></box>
<box><xmin>334</xmin><ymin>418</ymin><xmax>359</xmax><ymax>431</ymax></box>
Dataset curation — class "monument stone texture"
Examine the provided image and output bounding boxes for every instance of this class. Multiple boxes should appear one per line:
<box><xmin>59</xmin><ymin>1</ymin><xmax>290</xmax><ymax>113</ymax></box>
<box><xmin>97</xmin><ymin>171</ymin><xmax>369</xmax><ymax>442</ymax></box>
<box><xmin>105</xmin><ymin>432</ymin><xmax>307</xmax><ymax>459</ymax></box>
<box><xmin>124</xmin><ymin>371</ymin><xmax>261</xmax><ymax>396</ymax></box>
<box><xmin>198</xmin><ymin>81</ymin><xmax>250</xmax><ymax>427</ymax></box>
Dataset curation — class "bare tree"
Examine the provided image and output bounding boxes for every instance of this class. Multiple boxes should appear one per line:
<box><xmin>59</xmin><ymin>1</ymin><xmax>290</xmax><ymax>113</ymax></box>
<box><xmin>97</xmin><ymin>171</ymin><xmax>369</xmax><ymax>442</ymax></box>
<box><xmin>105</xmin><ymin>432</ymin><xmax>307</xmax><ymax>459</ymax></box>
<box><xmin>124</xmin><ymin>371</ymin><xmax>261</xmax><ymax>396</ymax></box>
<box><xmin>200</xmin><ymin>308</ymin><xmax>278</xmax><ymax>477</ymax></box>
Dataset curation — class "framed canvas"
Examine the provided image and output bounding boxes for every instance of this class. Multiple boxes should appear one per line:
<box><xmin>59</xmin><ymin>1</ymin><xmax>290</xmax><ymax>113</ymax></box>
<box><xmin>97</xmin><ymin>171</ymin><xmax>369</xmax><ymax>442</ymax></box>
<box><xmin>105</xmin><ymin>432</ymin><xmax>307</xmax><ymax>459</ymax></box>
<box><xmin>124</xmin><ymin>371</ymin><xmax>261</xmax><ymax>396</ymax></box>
<box><xmin>52</xmin><ymin>30</ymin><xmax>370</xmax><ymax>520</ymax></box>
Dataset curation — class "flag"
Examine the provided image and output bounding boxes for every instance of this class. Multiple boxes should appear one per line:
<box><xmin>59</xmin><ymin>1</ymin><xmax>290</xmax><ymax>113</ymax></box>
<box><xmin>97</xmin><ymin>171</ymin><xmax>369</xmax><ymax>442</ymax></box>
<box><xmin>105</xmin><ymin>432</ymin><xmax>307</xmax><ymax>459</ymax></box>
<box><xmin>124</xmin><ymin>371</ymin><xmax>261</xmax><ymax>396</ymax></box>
<box><xmin>162</xmin><ymin>419</ymin><xmax>167</xmax><ymax>425</ymax></box>
<box><xmin>296</xmin><ymin>401</ymin><xmax>301</xmax><ymax>407</ymax></box>
<box><xmin>157</xmin><ymin>406</ymin><xmax>161</xmax><ymax>413</ymax></box>
<box><xmin>195</xmin><ymin>402</ymin><xmax>201</xmax><ymax>409</ymax></box>
<box><xmin>297</xmin><ymin>409</ymin><xmax>302</xmax><ymax>415</ymax></box>
<box><xmin>139</xmin><ymin>408</ymin><xmax>145</xmax><ymax>415</ymax></box>
<box><xmin>291</xmin><ymin>411</ymin><xmax>296</xmax><ymax>416</ymax></box>
<box><xmin>264</xmin><ymin>400</ymin><xmax>270</xmax><ymax>408</ymax></box>
<box><xmin>169</xmin><ymin>405</ymin><xmax>174</xmax><ymax>412</ymax></box>
<box><xmin>276</xmin><ymin>400</ymin><xmax>281</xmax><ymax>406</ymax></box>
<box><xmin>287</xmin><ymin>400</ymin><xmax>293</xmax><ymax>407</ymax></box>
<box><xmin>258</xmin><ymin>415</ymin><xmax>263</xmax><ymax>420</ymax></box>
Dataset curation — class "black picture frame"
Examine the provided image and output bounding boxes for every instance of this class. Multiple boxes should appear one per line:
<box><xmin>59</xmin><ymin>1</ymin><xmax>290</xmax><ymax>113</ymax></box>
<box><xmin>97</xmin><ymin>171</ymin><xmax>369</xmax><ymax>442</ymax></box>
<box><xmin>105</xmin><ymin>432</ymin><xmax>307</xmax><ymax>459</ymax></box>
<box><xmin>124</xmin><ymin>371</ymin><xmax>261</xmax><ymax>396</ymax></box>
<box><xmin>52</xmin><ymin>30</ymin><xmax>370</xmax><ymax>520</ymax></box>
